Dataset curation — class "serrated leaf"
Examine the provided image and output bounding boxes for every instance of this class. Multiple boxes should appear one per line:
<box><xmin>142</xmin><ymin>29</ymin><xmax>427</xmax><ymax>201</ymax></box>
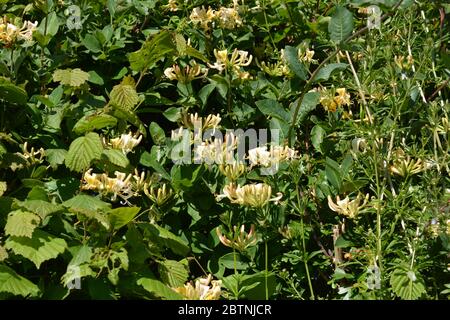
<box><xmin>108</xmin><ymin>207</ymin><xmax>140</xmax><ymax>230</ymax></box>
<box><xmin>0</xmin><ymin>265</ymin><xmax>40</xmax><ymax>297</ymax></box>
<box><xmin>5</xmin><ymin>210</ymin><xmax>40</xmax><ymax>238</ymax></box>
<box><xmin>313</xmin><ymin>63</ymin><xmax>349</xmax><ymax>82</ymax></box>
<box><xmin>110</xmin><ymin>76</ymin><xmax>139</xmax><ymax>111</ymax></box>
<box><xmin>328</xmin><ymin>6</ymin><xmax>354</xmax><ymax>43</ymax></box>
<box><xmin>129</xmin><ymin>30</ymin><xmax>176</xmax><ymax>72</ymax></box>
<box><xmin>65</xmin><ymin>132</ymin><xmax>103</xmax><ymax>172</ymax></box>
<box><xmin>5</xmin><ymin>229</ymin><xmax>67</xmax><ymax>269</ymax></box>
<box><xmin>158</xmin><ymin>259</ymin><xmax>189</xmax><ymax>288</ymax></box>
<box><xmin>137</xmin><ymin>276</ymin><xmax>184</xmax><ymax>300</ymax></box>
<box><xmin>0</xmin><ymin>181</ymin><xmax>6</xmax><ymax>196</ymax></box>
<box><xmin>284</xmin><ymin>46</ymin><xmax>307</xmax><ymax>80</ymax></box>
<box><xmin>390</xmin><ymin>265</ymin><xmax>426</xmax><ymax>300</ymax></box>
<box><xmin>46</xmin><ymin>149</ymin><xmax>67</xmax><ymax>169</ymax></box>
<box><xmin>101</xmin><ymin>149</ymin><xmax>130</xmax><ymax>168</ymax></box>
<box><xmin>63</xmin><ymin>194</ymin><xmax>111</xmax><ymax>214</ymax></box>
<box><xmin>73</xmin><ymin>114</ymin><xmax>118</xmax><ymax>135</ymax></box>
<box><xmin>53</xmin><ymin>68</ymin><xmax>90</xmax><ymax>87</ymax></box>
<box><xmin>13</xmin><ymin>200</ymin><xmax>63</xmax><ymax>220</ymax></box>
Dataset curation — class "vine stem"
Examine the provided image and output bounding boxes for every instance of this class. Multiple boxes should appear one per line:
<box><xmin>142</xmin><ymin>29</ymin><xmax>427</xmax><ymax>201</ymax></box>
<box><xmin>287</xmin><ymin>0</ymin><xmax>404</xmax><ymax>146</ymax></box>
<box><xmin>264</xmin><ymin>239</ymin><xmax>268</xmax><ymax>300</ymax></box>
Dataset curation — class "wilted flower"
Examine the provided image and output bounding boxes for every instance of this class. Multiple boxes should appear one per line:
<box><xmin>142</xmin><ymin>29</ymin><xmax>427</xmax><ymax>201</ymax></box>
<box><xmin>173</xmin><ymin>274</ymin><xmax>222</xmax><ymax>300</ymax></box>
<box><xmin>109</xmin><ymin>132</ymin><xmax>142</xmax><ymax>154</ymax></box>
<box><xmin>327</xmin><ymin>193</ymin><xmax>370</xmax><ymax>219</ymax></box>
<box><xmin>217</xmin><ymin>183</ymin><xmax>282</xmax><ymax>208</ymax></box>
<box><xmin>216</xmin><ymin>224</ymin><xmax>258</xmax><ymax>251</ymax></box>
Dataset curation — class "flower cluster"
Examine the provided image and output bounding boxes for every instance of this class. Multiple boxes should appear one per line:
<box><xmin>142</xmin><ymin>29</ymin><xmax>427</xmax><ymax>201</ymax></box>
<box><xmin>194</xmin><ymin>133</ymin><xmax>238</xmax><ymax>164</ymax></box>
<box><xmin>208</xmin><ymin>48</ymin><xmax>252</xmax><ymax>79</ymax></box>
<box><xmin>105</xmin><ymin>132</ymin><xmax>142</xmax><ymax>155</ymax></box>
<box><xmin>217</xmin><ymin>183</ymin><xmax>282</xmax><ymax>208</ymax></box>
<box><xmin>189</xmin><ymin>1</ymin><xmax>242</xmax><ymax>31</ymax></box>
<box><xmin>181</xmin><ymin>112</ymin><xmax>222</xmax><ymax>132</ymax></box>
<box><xmin>320</xmin><ymin>88</ymin><xmax>351</xmax><ymax>112</ymax></box>
<box><xmin>82</xmin><ymin>169</ymin><xmax>146</xmax><ymax>202</ymax></box>
<box><xmin>218</xmin><ymin>161</ymin><xmax>246</xmax><ymax>181</ymax></box>
<box><xmin>248</xmin><ymin>145</ymin><xmax>297</xmax><ymax>168</ymax></box>
<box><xmin>328</xmin><ymin>193</ymin><xmax>370</xmax><ymax>219</ymax></box>
<box><xmin>0</xmin><ymin>19</ymin><xmax>38</xmax><ymax>46</ymax></box>
<box><xmin>143</xmin><ymin>183</ymin><xmax>174</xmax><ymax>206</ymax></box>
<box><xmin>164</xmin><ymin>63</ymin><xmax>208</xmax><ymax>83</ymax></box>
<box><xmin>216</xmin><ymin>224</ymin><xmax>258</xmax><ymax>252</ymax></box>
<box><xmin>389</xmin><ymin>148</ymin><xmax>424</xmax><ymax>177</ymax></box>
<box><xmin>173</xmin><ymin>274</ymin><xmax>222</xmax><ymax>300</ymax></box>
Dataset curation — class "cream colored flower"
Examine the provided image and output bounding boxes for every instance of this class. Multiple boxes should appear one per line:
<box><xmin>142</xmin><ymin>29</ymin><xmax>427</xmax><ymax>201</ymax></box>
<box><xmin>218</xmin><ymin>161</ymin><xmax>246</xmax><ymax>181</ymax></box>
<box><xmin>389</xmin><ymin>149</ymin><xmax>423</xmax><ymax>177</ymax></box>
<box><xmin>0</xmin><ymin>19</ymin><xmax>38</xmax><ymax>45</ymax></box>
<box><xmin>334</xmin><ymin>88</ymin><xmax>351</xmax><ymax>106</ymax></box>
<box><xmin>190</xmin><ymin>6</ymin><xmax>216</xmax><ymax>31</ymax></box>
<box><xmin>208</xmin><ymin>48</ymin><xmax>252</xmax><ymax>79</ymax></box>
<box><xmin>217</xmin><ymin>183</ymin><xmax>282</xmax><ymax>207</ymax></box>
<box><xmin>144</xmin><ymin>183</ymin><xmax>174</xmax><ymax>206</ymax></box>
<box><xmin>327</xmin><ymin>193</ymin><xmax>370</xmax><ymax>219</ymax></box>
<box><xmin>215</xmin><ymin>7</ymin><xmax>243</xmax><ymax>29</ymax></box>
<box><xmin>216</xmin><ymin>224</ymin><xmax>258</xmax><ymax>251</ymax></box>
<box><xmin>173</xmin><ymin>275</ymin><xmax>222</xmax><ymax>300</ymax></box>
<box><xmin>110</xmin><ymin>132</ymin><xmax>142</xmax><ymax>154</ymax></box>
<box><xmin>248</xmin><ymin>145</ymin><xmax>297</xmax><ymax>167</ymax></box>
<box><xmin>164</xmin><ymin>63</ymin><xmax>206</xmax><ymax>83</ymax></box>
<box><xmin>194</xmin><ymin>133</ymin><xmax>237</xmax><ymax>164</ymax></box>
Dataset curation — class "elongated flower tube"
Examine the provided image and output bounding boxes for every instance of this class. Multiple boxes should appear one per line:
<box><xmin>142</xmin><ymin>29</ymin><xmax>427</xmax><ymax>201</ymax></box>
<box><xmin>173</xmin><ymin>274</ymin><xmax>222</xmax><ymax>300</ymax></box>
<box><xmin>216</xmin><ymin>224</ymin><xmax>258</xmax><ymax>252</ymax></box>
<box><xmin>327</xmin><ymin>193</ymin><xmax>370</xmax><ymax>219</ymax></box>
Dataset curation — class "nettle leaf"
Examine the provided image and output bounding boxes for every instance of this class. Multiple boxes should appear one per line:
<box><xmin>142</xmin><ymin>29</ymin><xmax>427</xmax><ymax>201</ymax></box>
<box><xmin>328</xmin><ymin>6</ymin><xmax>354</xmax><ymax>43</ymax></box>
<box><xmin>65</xmin><ymin>132</ymin><xmax>103</xmax><ymax>172</ymax></box>
<box><xmin>108</xmin><ymin>207</ymin><xmax>140</xmax><ymax>230</ymax></box>
<box><xmin>284</xmin><ymin>46</ymin><xmax>307</xmax><ymax>80</ymax></box>
<box><xmin>129</xmin><ymin>30</ymin><xmax>176</xmax><ymax>72</ymax></box>
<box><xmin>313</xmin><ymin>63</ymin><xmax>349</xmax><ymax>82</ymax></box>
<box><xmin>14</xmin><ymin>200</ymin><xmax>64</xmax><ymax>220</ymax></box>
<box><xmin>110</xmin><ymin>76</ymin><xmax>139</xmax><ymax>111</ymax></box>
<box><xmin>5</xmin><ymin>229</ymin><xmax>68</xmax><ymax>269</ymax></box>
<box><xmin>137</xmin><ymin>276</ymin><xmax>184</xmax><ymax>300</ymax></box>
<box><xmin>73</xmin><ymin>113</ymin><xmax>118</xmax><ymax>135</ymax></box>
<box><xmin>52</xmin><ymin>68</ymin><xmax>90</xmax><ymax>87</ymax></box>
<box><xmin>158</xmin><ymin>259</ymin><xmax>189</xmax><ymax>288</ymax></box>
<box><xmin>390</xmin><ymin>265</ymin><xmax>426</xmax><ymax>300</ymax></box>
<box><xmin>0</xmin><ymin>265</ymin><xmax>40</xmax><ymax>298</ymax></box>
<box><xmin>5</xmin><ymin>210</ymin><xmax>41</xmax><ymax>238</ymax></box>
<box><xmin>101</xmin><ymin>149</ymin><xmax>130</xmax><ymax>168</ymax></box>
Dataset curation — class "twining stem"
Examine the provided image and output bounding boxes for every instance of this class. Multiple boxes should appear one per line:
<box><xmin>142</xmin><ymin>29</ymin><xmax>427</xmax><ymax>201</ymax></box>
<box><xmin>296</xmin><ymin>185</ymin><xmax>315</xmax><ymax>300</ymax></box>
<box><xmin>265</xmin><ymin>239</ymin><xmax>269</xmax><ymax>300</ymax></box>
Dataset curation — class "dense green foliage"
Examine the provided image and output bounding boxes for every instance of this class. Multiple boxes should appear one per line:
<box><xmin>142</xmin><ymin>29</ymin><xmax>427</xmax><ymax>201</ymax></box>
<box><xmin>0</xmin><ymin>0</ymin><xmax>449</xmax><ymax>300</ymax></box>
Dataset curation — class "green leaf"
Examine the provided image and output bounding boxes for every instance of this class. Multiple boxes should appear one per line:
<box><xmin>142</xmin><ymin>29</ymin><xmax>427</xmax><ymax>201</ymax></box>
<box><xmin>198</xmin><ymin>84</ymin><xmax>216</xmax><ymax>107</ymax></box>
<box><xmin>73</xmin><ymin>114</ymin><xmax>118</xmax><ymax>135</ymax></box>
<box><xmin>129</xmin><ymin>30</ymin><xmax>176</xmax><ymax>72</ymax></box>
<box><xmin>0</xmin><ymin>78</ymin><xmax>28</xmax><ymax>105</ymax></box>
<box><xmin>325</xmin><ymin>157</ymin><xmax>342</xmax><ymax>191</ymax></box>
<box><xmin>312</xmin><ymin>63</ymin><xmax>349</xmax><ymax>82</ymax></box>
<box><xmin>46</xmin><ymin>149</ymin><xmax>67</xmax><ymax>169</ymax></box>
<box><xmin>255</xmin><ymin>99</ymin><xmax>290</xmax><ymax>123</ymax></box>
<box><xmin>110</xmin><ymin>76</ymin><xmax>139</xmax><ymax>110</ymax></box>
<box><xmin>5</xmin><ymin>229</ymin><xmax>68</xmax><ymax>269</ymax></box>
<box><xmin>390</xmin><ymin>264</ymin><xmax>426</xmax><ymax>300</ymax></box>
<box><xmin>137</xmin><ymin>276</ymin><xmax>184</xmax><ymax>300</ymax></box>
<box><xmin>291</xmin><ymin>92</ymin><xmax>321</xmax><ymax>125</ymax></box>
<box><xmin>13</xmin><ymin>200</ymin><xmax>63</xmax><ymax>220</ymax></box>
<box><xmin>240</xmin><ymin>271</ymin><xmax>277</xmax><ymax>300</ymax></box>
<box><xmin>5</xmin><ymin>210</ymin><xmax>40</xmax><ymax>238</ymax></box>
<box><xmin>328</xmin><ymin>6</ymin><xmax>354</xmax><ymax>43</ymax></box>
<box><xmin>311</xmin><ymin>125</ymin><xmax>326</xmax><ymax>153</ymax></box>
<box><xmin>65</xmin><ymin>132</ymin><xmax>103</xmax><ymax>172</ymax></box>
<box><xmin>284</xmin><ymin>46</ymin><xmax>307</xmax><ymax>80</ymax></box>
<box><xmin>150</xmin><ymin>122</ymin><xmax>166</xmax><ymax>145</ymax></box>
<box><xmin>163</xmin><ymin>107</ymin><xmax>181</xmax><ymax>122</ymax></box>
<box><xmin>108</xmin><ymin>207</ymin><xmax>140</xmax><ymax>230</ymax></box>
<box><xmin>53</xmin><ymin>68</ymin><xmax>90</xmax><ymax>87</ymax></box>
<box><xmin>101</xmin><ymin>149</ymin><xmax>130</xmax><ymax>168</ymax></box>
<box><xmin>219</xmin><ymin>252</ymin><xmax>250</xmax><ymax>270</ymax></box>
<box><xmin>63</xmin><ymin>194</ymin><xmax>111</xmax><ymax>215</ymax></box>
<box><xmin>158</xmin><ymin>259</ymin><xmax>189</xmax><ymax>288</ymax></box>
<box><xmin>82</xmin><ymin>34</ymin><xmax>102</xmax><ymax>53</ymax></box>
<box><xmin>140</xmin><ymin>147</ymin><xmax>170</xmax><ymax>180</ymax></box>
<box><xmin>141</xmin><ymin>223</ymin><xmax>190</xmax><ymax>256</ymax></box>
<box><xmin>87</xmin><ymin>71</ymin><xmax>104</xmax><ymax>85</ymax></box>
<box><xmin>0</xmin><ymin>265</ymin><xmax>40</xmax><ymax>297</ymax></box>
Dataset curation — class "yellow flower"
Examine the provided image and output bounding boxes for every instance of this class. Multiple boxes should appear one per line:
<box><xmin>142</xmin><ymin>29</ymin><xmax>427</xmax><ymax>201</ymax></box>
<box><xmin>164</xmin><ymin>63</ymin><xmax>206</xmax><ymax>83</ymax></box>
<box><xmin>190</xmin><ymin>6</ymin><xmax>216</xmax><ymax>31</ymax></box>
<box><xmin>109</xmin><ymin>132</ymin><xmax>142</xmax><ymax>154</ymax></box>
<box><xmin>144</xmin><ymin>183</ymin><xmax>174</xmax><ymax>206</ymax></box>
<box><xmin>327</xmin><ymin>193</ymin><xmax>369</xmax><ymax>219</ymax></box>
<box><xmin>0</xmin><ymin>19</ymin><xmax>38</xmax><ymax>46</ymax></box>
<box><xmin>216</xmin><ymin>224</ymin><xmax>258</xmax><ymax>251</ymax></box>
<box><xmin>215</xmin><ymin>7</ymin><xmax>243</xmax><ymax>29</ymax></box>
<box><xmin>173</xmin><ymin>275</ymin><xmax>222</xmax><ymax>300</ymax></box>
<box><xmin>218</xmin><ymin>161</ymin><xmax>246</xmax><ymax>181</ymax></box>
<box><xmin>217</xmin><ymin>183</ymin><xmax>282</xmax><ymax>208</ymax></box>
<box><xmin>208</xmin><ymin>48</ymin><xmax>252</xmax><ymax>79</ymax></box>
<box><xmin>334</xmin><ymin>88</ymin><xmax>351</xmax><ymax>106</ymax></box>
<box><xmin>389</xmin><ymin>148</ymin><xmax>423</xmax><ymax>177</ymax></box>
<box><xmin>248</xmin><ymin>145</ymin><xmax>297</xmax><ymax>167</ymax></box>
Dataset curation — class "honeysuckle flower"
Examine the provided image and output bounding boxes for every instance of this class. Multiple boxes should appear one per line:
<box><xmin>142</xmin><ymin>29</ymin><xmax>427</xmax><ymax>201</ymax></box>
<box><xmin>173</xmin><ymin>275</ymin><xmax>222</xmax><ymax>300</ymax></box>
<box><xmin>327</xmin><ymin>193</ymin><xmax>370</xmax><ymax>219</ymax></box>
<box><xmin>320</xmin><ymin>88</ymin><xmax>351</xmax><ymax>112</ymax></box>
<box><xmin>298</xmin><ymin>47</ymin><xmax>317</xmax><ymax>64</ymax></box>
<box><xmin>181</xmin><ymin>112</ymin><xmax>222</xmax><ymax>132</ymax></box>
<box><xmin>166</xmin><ymin>0</ymin><xmax>178</xmax><ymax>11</ymax></box>
<box><xmin>389</xmin><ymin>149</ymin><xmax>423</xmax><ymax>177</ymax></box>
<box><xmin>216</xmin><ymin>224</ymin><xmax>258</xmax><ymax>252</ymax></box>
<box><xmin>215</xmin><ymin>7</ymin><xmax>243</xmax><ymax>29</ymax></box>
<box><xmin>218</xmin><ymin>161</ymin><xmax>246</xmax><ymax>181</ymax></box>
<box><xmin>164</xmin><ymin>63</ymin><xmax>206</xmax><ymax>83</ymax></box>
<box><xmin>144</xmin><ymin>183</ymin><xmax>174</xmax><ymax>206</ymax></box>
<box><xmin>189</xmin><ymin>6</ymin><xmax>216</xmax><ymax>31</ymax></box>
<box><xmin>0</xmin><ymin>19</ymin><xmax>38</xmax><ymax>46</ymax></box>
<box><xmin>334</xmin><ymin>88</ymin><xmax>351</xmax><ymax>107</ymax></box>
<box><xmin>259</xmin><ymin>60</ymin><xmax>290</xmax><ymax>77</ymax></box>
<box><xmin>194</xmin><ymin>133</ymin><xmax>237</xmax><ymax>164</ymax></box>
<box><xmin>208</xmin><ymin>49</ymin><xmax>252</xmax><ymax>79</ymax></box>
<box><xmin>109</xmin><ymin>132</ymin><xmax>142</xmax><ymax>154</ymax></box>
<box><xmin>248</xmin><ymin>145</ymin><xmax>298</xmax><ymax>168</ymax></box>
<box><xmin>217</xmin><ymin>183</ymin><xmax>282</xmax><ymax>207</ymax></box>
